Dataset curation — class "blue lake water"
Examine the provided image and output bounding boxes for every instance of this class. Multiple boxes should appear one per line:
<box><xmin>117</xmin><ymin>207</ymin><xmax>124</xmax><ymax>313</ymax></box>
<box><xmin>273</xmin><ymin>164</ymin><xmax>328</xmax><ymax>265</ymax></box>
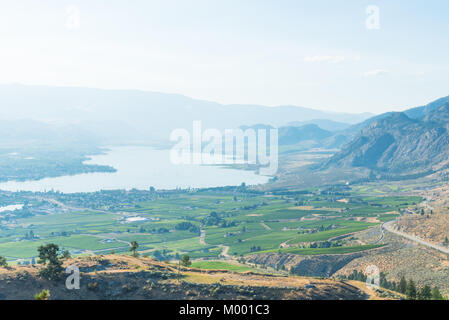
<box><xmin>0</xmin><ymin>146</ymin><xmax>269</xmax><ymax>193</ymax></box>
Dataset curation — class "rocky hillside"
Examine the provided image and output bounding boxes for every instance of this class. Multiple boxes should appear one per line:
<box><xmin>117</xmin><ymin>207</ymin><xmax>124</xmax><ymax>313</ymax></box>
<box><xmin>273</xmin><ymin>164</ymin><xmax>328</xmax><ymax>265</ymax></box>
<box><xmin>0</xmin><ymin>254</ymin><xmax>378</xmax><ymax>300</ymax></box>
<box><xmin>396</xmin><ymin>184</ymin><xmax>449</xmax><ymax>245</ymax></box>
<box><xmin>245</xmin><ymin>252</ymin><xmax>365</xmax><ymax>278</ymax></box>
<box><xmin>324</xmin><ymin>102</ymin><xmax>449</xmax><ymax>178</ymax></box>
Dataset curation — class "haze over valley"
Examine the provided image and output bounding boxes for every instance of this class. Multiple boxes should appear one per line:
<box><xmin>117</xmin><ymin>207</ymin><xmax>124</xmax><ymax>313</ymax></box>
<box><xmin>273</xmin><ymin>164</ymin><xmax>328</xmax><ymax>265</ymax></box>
<box><xmin>1</xmin><ymin>1</ymin><xmax>449</xmax><ymax>303</ymax></box>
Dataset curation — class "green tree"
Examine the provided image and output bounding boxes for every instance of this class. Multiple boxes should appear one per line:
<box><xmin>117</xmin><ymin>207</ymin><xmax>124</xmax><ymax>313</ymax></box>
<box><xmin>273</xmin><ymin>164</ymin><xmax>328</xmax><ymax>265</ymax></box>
<box><xmin>37</xmin><ymin>244</ymin><xmax>63</xmax><ymax>281</ymax></box>
<box><xmin>431</xmin><ymin>287</ymin><xmax>444</xmax><ymax>300</ymax></box>
<box><xmin>418</xmin><ymin>285</ymin><xmax>432</xmax><ymax>300</ymax></box>
<box><xmin>60</xmin><ymin>250</ymin><xmax>71</xmax><ymax>260</ymax></box>
<box><xmin>406</xmin><ymin>280</ymin><xmax>417</xmax><ymax>300</ymax></box>
<box><xmin>181</xmin><ymin>255</ymin><xmax>191</xmax><ymax>267</ymax></box>
<box><xmin>398</xmin><ymin>276</ymin><xmax>407</xmax><ymax>294</ymax></box>
<box><xmin>130</xmin><ymin>241</ymin><xmax>139</xmax><ymax>257</ymax></box>
<box><xmin>34</xmin><ymin>289</ymin><xmax>50</xmax><ymax>300</ymax></box>
<box><xmin>0</xmin><ymin>256</ymin><xmax>7</xmax><ymax>267</ymax></box>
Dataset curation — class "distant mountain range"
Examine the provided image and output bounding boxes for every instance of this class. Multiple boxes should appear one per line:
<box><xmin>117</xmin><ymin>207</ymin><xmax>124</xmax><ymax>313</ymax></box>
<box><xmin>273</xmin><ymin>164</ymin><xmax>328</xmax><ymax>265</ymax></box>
<box><xmin>2</xmin><ymin>83</ymin><xmax>449</xmax><ymax>183</ymax></box>
<box><xmin>0</xmin><ymin>84</ymin><xmax>372</xmax><ymax>145</ymax></box>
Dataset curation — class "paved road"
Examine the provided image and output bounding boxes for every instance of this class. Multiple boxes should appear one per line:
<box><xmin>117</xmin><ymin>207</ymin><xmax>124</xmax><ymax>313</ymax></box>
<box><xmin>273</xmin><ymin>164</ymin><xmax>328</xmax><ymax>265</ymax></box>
<box><xmin>383</xmin><ymin>220</ymin><xmax>449</xmax><ymax>254</ymax></box>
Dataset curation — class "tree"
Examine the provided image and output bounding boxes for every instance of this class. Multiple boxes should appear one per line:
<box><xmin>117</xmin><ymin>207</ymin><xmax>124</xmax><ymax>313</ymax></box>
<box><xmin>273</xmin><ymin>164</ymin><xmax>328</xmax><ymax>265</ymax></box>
<box><xmin>379</xmin><ymin>272</ymin><xmax>392</xmax><ymax>290</ymax></box>
<box><xmin>398</xmin><ymin>276</ymin><xmax>407</xmax><ymax>294</ymax></box>
<box><xmin>181</xmin><ymin>255</ymin><xmax>191</xmax><ymax>267</ymax></box>
<box><xmin>0</xmin><ymin>256</ymin><xmax>7</xmax><ymax>267</ymax></box>
<box><xmin>37</xmin><ymin>244</ymin><xmax>63</xmax><ymax>281</ymax></box>
<box><xmin>418</xmin><ymin>285</ymin><xmax>432</xmax><ymax>300</ymax></box>
<box><xmin>406</xmin><ymin>280</ymin><xmax>417</xmax><ymax>300</ymax></box>
<box><xmin>34</xmin><ymin>289</ymin><xmax>50</xmax><ymax>300</ymax></box>
<box><xmin>130</xmin><ymin>241</ymin><xmax>139</xmax><ymax>257</ymax></box>
<box><xmin>38</xmin><ymin>244</ymin><xmax>59</xmax><ymax>264</ymax></box>
<box><xmin>432</xmin><ymin>287</ymin><xmax>444</xmax><ymax>300</ymax></box>
<box><xmin>60</xmin><ymin>250</ymin><xmax>71</xmax><ymax>260</ymax></box>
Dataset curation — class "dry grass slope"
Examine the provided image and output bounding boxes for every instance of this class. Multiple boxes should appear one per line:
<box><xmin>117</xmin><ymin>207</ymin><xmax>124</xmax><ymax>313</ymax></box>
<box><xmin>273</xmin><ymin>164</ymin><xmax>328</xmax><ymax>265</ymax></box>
<box><xmin>0</xmin><ymin>254</ymin><xmax>389</xmax><ymax>300</ymax></box>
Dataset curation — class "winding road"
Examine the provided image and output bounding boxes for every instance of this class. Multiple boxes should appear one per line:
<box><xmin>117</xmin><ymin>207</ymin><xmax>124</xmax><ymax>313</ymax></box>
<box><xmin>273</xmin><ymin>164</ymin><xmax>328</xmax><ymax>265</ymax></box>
<box><xmin>383</xmin><ymin>220</ymin><xmax>449</xmax><ymax>254</ymax></box>
<box><xmin>373</xmin><ymin>224</ymin><xmax>385</xmax><ymax>244</ymax></box>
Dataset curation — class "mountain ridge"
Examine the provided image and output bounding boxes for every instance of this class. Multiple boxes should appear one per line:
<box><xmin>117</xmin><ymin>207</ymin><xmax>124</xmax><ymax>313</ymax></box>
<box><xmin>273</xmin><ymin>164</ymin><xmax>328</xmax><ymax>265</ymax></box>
<box><xmin>323</xmin><ymin>101</ymin><xmax>449</xmax><ymax>178</ymax></box>
<box><xmin>0</xmin><ymin>84</ymin><xmax>372</xmax><ymax>144</ymax></box>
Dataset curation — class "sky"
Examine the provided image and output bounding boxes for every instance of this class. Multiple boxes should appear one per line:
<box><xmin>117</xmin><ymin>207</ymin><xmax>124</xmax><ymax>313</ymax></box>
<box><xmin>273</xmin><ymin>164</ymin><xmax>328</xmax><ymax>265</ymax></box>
<box><xmin>0</xmin><ymin>0</ymin><xmax>448</xmax><ymax>114</ymax></box>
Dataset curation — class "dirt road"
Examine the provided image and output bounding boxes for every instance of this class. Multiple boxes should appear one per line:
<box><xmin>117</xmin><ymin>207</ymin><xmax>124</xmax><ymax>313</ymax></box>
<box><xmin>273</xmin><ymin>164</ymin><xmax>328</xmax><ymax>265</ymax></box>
<box><xmin>199</xmin><ymin>230</ymin><xmax>206</xmax><ymax>245</ymax></box>
<box><xmin>260</xmin><ymin>222</ymin><xmax>272</xmax><ymax>231</ymax></box>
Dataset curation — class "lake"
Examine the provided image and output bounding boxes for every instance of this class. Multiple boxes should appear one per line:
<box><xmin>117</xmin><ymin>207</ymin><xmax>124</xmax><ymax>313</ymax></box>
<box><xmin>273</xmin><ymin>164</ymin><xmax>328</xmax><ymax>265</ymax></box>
<box><xmin>0</xmin><ymin>146</ymin><xmax>269</xmax><ymax>193</ymax></box>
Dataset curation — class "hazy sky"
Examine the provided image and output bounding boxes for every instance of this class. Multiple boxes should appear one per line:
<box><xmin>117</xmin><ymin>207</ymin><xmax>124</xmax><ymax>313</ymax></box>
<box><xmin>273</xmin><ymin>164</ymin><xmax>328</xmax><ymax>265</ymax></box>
<box><xmin>0</xmin><ymin>0</ymin><xmax>448</xmax><ymax>114</ymax></box>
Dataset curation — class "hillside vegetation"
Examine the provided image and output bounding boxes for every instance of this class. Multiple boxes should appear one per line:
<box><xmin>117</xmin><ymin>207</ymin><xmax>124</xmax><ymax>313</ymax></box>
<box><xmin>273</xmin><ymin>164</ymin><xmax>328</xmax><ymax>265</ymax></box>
<box><xmin>0</xmin><ymin>254</ymin><xmax>378</xmax><ymax>300</ymax></box>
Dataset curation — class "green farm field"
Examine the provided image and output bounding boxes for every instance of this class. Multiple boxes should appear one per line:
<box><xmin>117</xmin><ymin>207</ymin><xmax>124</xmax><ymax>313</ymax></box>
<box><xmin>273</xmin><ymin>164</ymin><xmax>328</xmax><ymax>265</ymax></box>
<box><xmin>190</xmin><ymin>260</ymin><xmax>255</xmax><ymax>272</ymax></box>
<box><xmin>0</xmin><ymin>189</ymin><xmax>421</xmax><ymax>264</ymax></box>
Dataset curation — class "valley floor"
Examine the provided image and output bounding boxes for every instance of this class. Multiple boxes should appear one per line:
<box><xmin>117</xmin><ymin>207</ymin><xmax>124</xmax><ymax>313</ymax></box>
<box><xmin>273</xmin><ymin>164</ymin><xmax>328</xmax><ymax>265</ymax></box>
<box><xmin>2</xmin><ymin>177</ymin><xmax>449</xmax><ymax>298</ymax></box>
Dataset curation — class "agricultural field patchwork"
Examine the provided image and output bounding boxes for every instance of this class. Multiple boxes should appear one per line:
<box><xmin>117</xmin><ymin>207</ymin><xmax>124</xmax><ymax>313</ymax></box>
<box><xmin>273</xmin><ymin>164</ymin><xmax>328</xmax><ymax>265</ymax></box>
<box><xmin>0</xmin><ymin>189</ymin><xmax>421</xmax><ymax>264</ymax></box>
